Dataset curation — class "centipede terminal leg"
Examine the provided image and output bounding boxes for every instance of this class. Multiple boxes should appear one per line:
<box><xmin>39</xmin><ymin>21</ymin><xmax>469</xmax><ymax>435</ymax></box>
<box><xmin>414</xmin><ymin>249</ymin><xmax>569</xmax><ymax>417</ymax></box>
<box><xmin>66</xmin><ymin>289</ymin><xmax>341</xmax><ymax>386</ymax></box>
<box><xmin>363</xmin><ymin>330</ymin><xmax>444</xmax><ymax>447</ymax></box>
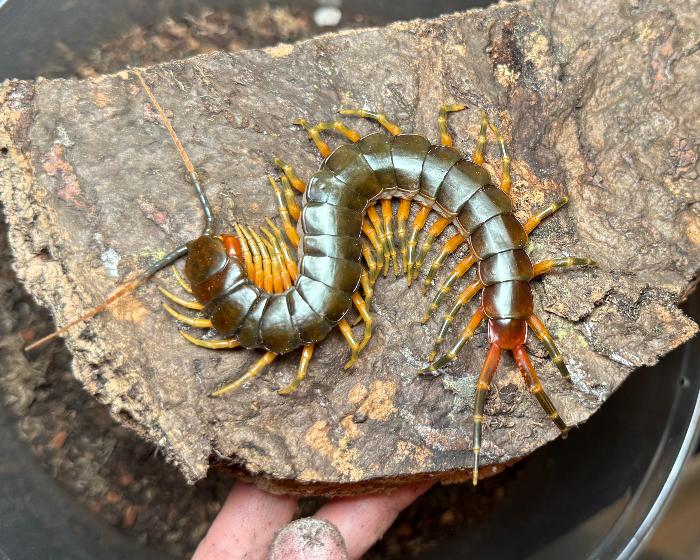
<box><xmin>471</xmin><ymin>342</ymin><xmax>502</xmax><ymax>485</ymax></box>
<box><xmin>211</xmin><ymin>351</ymin><xmax>278</xmax><ymax>397</ymax></box>
<box><xmin>437</xmin><ymin>104</ymin><xmax>466</xmax><ymax>147</ymax></box>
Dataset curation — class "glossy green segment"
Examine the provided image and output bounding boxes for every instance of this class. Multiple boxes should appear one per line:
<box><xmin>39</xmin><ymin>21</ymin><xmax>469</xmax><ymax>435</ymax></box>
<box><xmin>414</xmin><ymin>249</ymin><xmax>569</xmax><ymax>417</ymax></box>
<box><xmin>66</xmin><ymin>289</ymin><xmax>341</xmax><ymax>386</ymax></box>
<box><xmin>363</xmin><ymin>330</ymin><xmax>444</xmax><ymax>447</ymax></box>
<box><xmin>482</xmin><ymin>280</ymin><xmax>534</xmax><ymax>319</ymax></box>
<box><xmin>210</xmin><ymin>284</ymin><xmax>260</xmax><ymax>336</ymax></box>
<box><xmin>259</xmin><ymin>294</ymin><xmax>302</xmax><ymax>353</ymax></box>
<box><xmin>418</xmin><ymin>145</ymin><xmax>462</xmax><ymax>199</ymax></box>
<box><xmin>357</xmin><ymin>133</ymin><xmax>398</xmax><ymax>191</ymax></box>
<box><xmin>457</xmin><ymin>185</ymin><xmax>512</xmax><ymax>233</ymax></box>
<box><xmin>436</xmin><ymin>160</ymin><xmax>488</xmax><ymax>214</ymax></box>
<box><xmin>470</xmin><ymin>214</ymin><xmax>528</xmax><ymax>260</ymax></box>
<box><xmin>391</xmin><ymin>134</ymin><xmax>432</xmax><ymax>190</ymax></box>
<box><xmin>478</xmin><ymin>249</ymin><xmax>534</xmax><ymax>285</ymax></box>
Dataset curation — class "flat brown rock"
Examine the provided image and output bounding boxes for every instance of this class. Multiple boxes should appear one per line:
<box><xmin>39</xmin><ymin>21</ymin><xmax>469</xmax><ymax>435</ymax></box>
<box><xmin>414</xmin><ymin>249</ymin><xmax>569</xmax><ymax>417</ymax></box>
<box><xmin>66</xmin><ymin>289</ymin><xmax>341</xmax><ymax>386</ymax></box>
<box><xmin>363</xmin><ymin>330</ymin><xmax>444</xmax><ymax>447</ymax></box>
<box><xmin>0</xmin><ymin>0</ymin><xmax>698</xmax><ymax>494</ymax></box>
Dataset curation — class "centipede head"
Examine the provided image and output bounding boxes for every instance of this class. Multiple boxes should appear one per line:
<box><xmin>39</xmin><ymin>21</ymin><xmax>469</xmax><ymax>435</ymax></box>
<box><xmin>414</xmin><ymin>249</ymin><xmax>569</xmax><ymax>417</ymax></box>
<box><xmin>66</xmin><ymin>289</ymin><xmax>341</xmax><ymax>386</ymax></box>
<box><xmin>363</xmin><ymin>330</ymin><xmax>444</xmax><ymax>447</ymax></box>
<box><xmin>184</xmin><ymin>234</ymin><xmax>246</xmax><ymax>305</ymax></box>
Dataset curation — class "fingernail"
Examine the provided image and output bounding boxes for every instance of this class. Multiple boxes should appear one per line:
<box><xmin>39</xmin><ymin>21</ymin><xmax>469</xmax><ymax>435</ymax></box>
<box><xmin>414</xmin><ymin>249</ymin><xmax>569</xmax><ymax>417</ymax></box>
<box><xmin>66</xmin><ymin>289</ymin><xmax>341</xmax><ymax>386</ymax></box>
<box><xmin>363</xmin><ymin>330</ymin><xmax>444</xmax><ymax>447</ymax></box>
<box><xmin>268</xmin><ymin>517</ymin><xmax>348</xmax><ymax>560</ymax></box>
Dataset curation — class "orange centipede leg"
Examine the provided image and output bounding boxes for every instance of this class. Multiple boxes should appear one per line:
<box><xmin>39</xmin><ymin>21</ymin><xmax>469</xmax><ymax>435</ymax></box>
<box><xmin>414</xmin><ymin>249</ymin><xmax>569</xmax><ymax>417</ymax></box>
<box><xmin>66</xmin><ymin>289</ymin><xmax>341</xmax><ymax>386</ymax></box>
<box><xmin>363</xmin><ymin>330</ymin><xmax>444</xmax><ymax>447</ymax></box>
<box><xmin>278</xmin><ymin>344</ymin><xmax>315</xmax><ymax>395</ymax></box>
<box><xmin>472</xmin><ymin>109</ymin><xmax>488</xmax><ymax>166</ymax></box>
<box><xmin>381</xmin><ymin>199</ymin><xmax>399</xmax><ymax>276</ymax></box>
<box><xmin>262</xmin><ymin>227</ymin><xmax>292</xmax><ymax>290</ymax></box>
<box><xmin>267</xmin><ymin>175</ymin><xmax>299</xmax><ymax>247</ymax></box>
<box><xmin>362</xmin><ymin>220</ymin><xmax>385</xmax><ymax>269</ymax></box>
<box><xmin>396</xmin><ymin>198</ymin><xmax>412</xmax><ymax>273</ymax></box>
<box><xmin>250</xmin><ymin>228</ymin><xmax>273</xmax><ymax>293</ymax></box>
<box><xmin>339</xmin><ymin>319</ymin><xmax>361</xmax><ymax>369</ymax></box>
<box><xmin>487</xmin><ymin>120</ymin><xmax>511</xmax><ymax>194</ymax></box>
<box><xmin>406</xmin><ymin>205</ymin><xmax>431</xmax><ymax>286</ymax></box>
<box><xmin>260</xmin><ymin>237</ymin><xmax>284</xmax><ymax>293</ymax></box>
<box><xmin>420</xmin><ymin>306</ymin><xmax>485</xmax><ymax>374</ymax></box>
<box><xmin>240</xmin><ymin>226</ymin><xmax>264</xmax><ymax>289</ymax></box>
<box><xmin>294</xmin><ymin>118</ymin><xmax>361</xmax><ymax>158</ymax></box>
<box><xmin>211</xmin><ymin>351</ymin><xmax>278</xmax><ymax>397</ymax></box>
<box><xmin>421</xmin><ymin>233</ymin><xmax>466</xmax><ymax>295</ymax></box>
<box><xmin>437</xmin><ymin>103</ymin><xmax>466</xmax><ymax>147</ymax></box>
<box><xmin>524</xmin><ymin>197</ymin><xmax>570</xmax><ymax>233</ymax></box>
<box><xmin>234</xmin><ymin>223</ymin><xmax>256</xmax><ymax>281</ymax></box>
<box><xmin>471</xmin><ymin>342</ymin><xmax>502</xmax><ymax>485</ymax></box>
<box><xmin>422</xmin><ymin>254</ymin><xmax>477</xmax><ymax>323</ymax></box>
<box><xmin>427</xmin><ymin>279</ymin><xmax>484</xmax><ymax>360</ymax></box>
<box><xmin>366</xmin><ymin>205</ymin><xmax>391</xmax><ymax>276</ymax></box>
<box><xmin>412</xmin><ymin>216</ymin><xmax>450</xmax><ymax>282</ymax></box>
<box><xmin>338</xmin><ymin>109</ymin><xmax>402</xmax><ymax>136</ymax></box>
<box><xmin>533</xmin><ymin>257</ymin><xmax>596</xmax><ymax>277</ymax></box>
<box><xmin>274</xmin><ymin>157</ymin><xmax>307</xmax><ymax>193</ymax></box>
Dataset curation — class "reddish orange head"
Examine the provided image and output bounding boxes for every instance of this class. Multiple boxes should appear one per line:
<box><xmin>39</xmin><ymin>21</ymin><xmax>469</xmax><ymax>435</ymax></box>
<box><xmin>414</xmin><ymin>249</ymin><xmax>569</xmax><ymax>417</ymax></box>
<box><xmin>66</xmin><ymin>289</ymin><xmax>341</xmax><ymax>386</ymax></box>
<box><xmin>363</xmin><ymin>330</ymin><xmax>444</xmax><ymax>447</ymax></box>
<box><xmin>184</xmin><ymin>235</ymin><xmax>245</xmax><ymax>304</ymax></box>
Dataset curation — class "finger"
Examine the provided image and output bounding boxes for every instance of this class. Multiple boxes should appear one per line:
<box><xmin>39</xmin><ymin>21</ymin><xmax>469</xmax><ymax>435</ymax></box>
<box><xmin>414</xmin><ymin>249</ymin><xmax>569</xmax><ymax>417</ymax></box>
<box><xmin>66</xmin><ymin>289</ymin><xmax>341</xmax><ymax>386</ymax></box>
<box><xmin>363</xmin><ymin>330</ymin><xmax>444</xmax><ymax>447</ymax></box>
<box><xmin>193</xmin><ymin>481</ymin><xmax>298</xmax><ymax>560</ymax></box>
<box><xmin>268</xmin><ymin>518</ymin><xmax>348</xmax><ymax>560</ymax></box>
<box><xmin>313</xmin><ymin>482</ymin><xmax>434</xmax><ymax>560</ymax></box>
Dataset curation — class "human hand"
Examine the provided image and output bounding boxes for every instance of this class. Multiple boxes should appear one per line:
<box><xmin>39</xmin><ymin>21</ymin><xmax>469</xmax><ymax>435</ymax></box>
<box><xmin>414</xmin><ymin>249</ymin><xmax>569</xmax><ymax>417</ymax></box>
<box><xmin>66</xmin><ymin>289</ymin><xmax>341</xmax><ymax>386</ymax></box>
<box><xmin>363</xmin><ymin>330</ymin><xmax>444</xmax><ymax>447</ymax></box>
<box><xmin>193</xmin><ymin>480</ymin><xmax>433</xmax><ymax>560</ymax></box>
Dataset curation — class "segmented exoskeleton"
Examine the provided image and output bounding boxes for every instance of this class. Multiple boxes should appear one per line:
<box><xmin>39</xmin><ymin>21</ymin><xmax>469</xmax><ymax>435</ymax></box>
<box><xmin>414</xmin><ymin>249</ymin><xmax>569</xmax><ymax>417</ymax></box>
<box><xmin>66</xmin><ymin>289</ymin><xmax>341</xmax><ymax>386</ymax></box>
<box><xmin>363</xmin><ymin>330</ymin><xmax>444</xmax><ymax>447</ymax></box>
<box><xmin>28</xmin><ymin>70</ymin><xmax>595</xmax><ymax>483</ymax></box>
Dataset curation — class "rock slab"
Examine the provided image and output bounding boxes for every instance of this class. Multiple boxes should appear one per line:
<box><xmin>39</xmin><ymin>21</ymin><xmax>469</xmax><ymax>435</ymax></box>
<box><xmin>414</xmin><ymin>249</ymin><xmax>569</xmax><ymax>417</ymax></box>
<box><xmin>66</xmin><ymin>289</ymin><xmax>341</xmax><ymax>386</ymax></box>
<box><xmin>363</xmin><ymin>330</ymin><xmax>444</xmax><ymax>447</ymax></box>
<box><xmin>0</xmin><ymin>0</ymin><xmax>698</xmax><ymax>493</ymax></box>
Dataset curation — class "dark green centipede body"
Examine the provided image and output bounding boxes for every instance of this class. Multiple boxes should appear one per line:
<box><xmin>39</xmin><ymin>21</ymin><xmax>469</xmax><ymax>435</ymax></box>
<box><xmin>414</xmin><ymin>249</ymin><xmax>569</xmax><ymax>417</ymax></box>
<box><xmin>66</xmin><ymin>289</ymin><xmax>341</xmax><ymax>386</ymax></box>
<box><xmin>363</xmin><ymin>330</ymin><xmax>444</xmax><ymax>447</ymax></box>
<box><xmin>185</xmin><ymin>132</ymin><xmax>532</xmax><ymax>353</ymax></box>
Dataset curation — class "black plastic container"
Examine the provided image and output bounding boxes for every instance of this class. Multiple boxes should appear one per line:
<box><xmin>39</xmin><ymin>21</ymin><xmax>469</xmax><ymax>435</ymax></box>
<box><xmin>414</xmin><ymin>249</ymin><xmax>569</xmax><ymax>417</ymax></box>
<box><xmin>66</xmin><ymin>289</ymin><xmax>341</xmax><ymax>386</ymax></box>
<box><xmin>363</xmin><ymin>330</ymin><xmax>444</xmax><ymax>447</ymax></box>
<box><xmin>0</xmin><ymin>2</ymin><xmax>698</xmax><ymax>559</ymax></box>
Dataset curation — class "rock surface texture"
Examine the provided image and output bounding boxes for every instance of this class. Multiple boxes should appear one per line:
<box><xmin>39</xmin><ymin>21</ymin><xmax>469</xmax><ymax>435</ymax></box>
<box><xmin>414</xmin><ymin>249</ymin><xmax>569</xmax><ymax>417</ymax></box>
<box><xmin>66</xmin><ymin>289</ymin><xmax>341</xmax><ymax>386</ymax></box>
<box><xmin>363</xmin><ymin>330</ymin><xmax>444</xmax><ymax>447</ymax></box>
<box><xmin>0</xmin><ymin>0</ymin><xmax>698</xmax><ymax>494</ymax></box>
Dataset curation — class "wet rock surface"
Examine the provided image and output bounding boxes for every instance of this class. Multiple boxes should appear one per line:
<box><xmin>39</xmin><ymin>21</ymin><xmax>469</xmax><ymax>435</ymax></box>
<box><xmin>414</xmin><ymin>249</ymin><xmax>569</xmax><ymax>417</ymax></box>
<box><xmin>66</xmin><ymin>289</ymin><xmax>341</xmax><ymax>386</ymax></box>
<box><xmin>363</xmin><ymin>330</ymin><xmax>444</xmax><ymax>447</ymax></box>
<box><xmin>0</xmin><ymin>0</ymin><xmax>698</xmax><ymax>495</ymax></box>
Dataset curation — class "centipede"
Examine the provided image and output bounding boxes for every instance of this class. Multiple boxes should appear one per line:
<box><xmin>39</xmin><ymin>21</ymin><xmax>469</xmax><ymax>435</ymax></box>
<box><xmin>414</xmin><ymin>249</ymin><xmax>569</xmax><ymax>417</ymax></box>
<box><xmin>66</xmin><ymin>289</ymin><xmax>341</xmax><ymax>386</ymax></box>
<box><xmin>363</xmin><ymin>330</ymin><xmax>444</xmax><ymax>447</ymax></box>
<box><xmin>27</xmin><ymin>69</ymin><xmax>595</xmax><ymax>484</ymax></box>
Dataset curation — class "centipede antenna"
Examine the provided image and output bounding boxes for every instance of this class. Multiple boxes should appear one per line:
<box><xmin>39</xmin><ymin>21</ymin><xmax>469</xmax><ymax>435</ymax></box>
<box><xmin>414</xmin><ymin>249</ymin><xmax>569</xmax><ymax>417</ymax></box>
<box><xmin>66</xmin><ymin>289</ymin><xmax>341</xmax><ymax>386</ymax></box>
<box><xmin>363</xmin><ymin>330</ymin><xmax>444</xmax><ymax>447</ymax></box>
<box><xmin>25</xmin><ymin>244</ymin><xmax>189</xmax><ymax>351</ymax></box>
<box><xmin>133</xmin><ymin>69</ymin><xmax>214</xmax><ymax>236</ymax></box>
<box><xmin>27</xmin><ymin>71</ymin><xmax>211</xmax><ymax>352</ymax></box>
